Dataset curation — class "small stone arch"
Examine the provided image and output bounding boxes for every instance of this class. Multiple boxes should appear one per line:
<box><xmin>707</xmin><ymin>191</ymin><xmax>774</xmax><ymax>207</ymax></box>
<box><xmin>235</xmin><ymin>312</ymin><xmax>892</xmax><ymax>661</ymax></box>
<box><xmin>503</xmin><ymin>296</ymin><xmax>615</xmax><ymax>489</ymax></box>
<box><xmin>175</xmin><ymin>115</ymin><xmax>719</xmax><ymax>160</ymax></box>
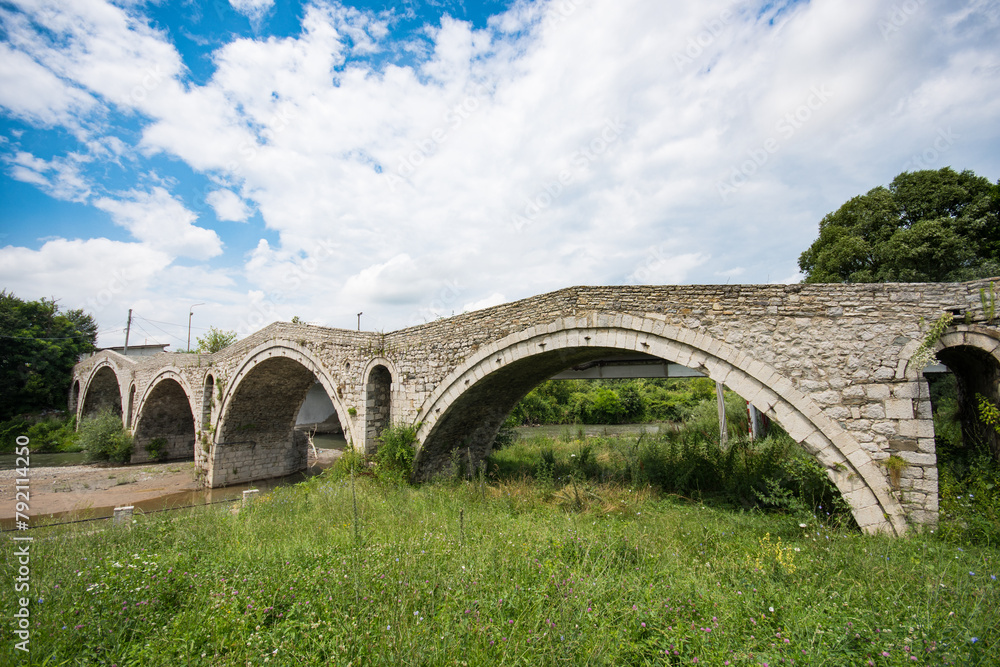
<box><xmin>363</xmin><ymin>358</ymin><xmax>397</xmax><ymax>454</ymax></box>
<box><xmin>80</xmin><ymin>362</ymin><xmax>123</xmax><ymax>422</ymax></box>
<box><xmin>415</xmin><ymin>317</ymin><xmax>907</xmax><ymax>535</ymax></box>
<box><xmin>132</xmin><ymin>371</ymin><xmax>198</xmax><ymax>464</ymax></box>
<box><xmin>904</xmin><ymin>324</ymin><xmax>1000</xmax><ymax>460</ymax></box>
<box><xmin>211</xmin><ymin>340</ymin><xmax>353</xmax><ymax>486</ymax></box>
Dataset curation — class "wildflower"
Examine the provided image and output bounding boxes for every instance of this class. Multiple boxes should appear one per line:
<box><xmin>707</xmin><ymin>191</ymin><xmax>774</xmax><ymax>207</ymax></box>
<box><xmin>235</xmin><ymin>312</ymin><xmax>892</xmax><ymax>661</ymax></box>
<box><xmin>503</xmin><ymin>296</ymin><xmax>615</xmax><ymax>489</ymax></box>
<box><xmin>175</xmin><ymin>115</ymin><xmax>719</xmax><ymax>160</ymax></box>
<box><xmin>972</xmin><ymin>637</ymin><xmax>979</xmax><ymax>644</ymax></box>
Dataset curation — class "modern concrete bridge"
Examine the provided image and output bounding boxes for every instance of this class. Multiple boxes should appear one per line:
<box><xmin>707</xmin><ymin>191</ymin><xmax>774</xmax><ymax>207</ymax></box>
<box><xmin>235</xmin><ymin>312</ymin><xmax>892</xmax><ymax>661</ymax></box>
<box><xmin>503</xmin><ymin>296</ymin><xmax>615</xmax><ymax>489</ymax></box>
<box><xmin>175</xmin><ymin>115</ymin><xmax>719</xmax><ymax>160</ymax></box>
<box><xmin>70</xmin><ymin>280</ymin><xmax>1000</xmax><ymax>535</ymax></box>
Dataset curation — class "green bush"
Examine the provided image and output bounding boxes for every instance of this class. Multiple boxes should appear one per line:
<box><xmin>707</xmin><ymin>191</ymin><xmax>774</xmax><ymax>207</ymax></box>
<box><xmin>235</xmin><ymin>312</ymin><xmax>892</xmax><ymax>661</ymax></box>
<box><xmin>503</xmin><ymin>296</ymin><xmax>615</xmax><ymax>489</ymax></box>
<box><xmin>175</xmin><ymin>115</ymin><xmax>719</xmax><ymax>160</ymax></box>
<box><xmin>0</xmin><ymin>413</ymin><xmax>79</xmax><ymax>453</ymax></box>
<box><xmin>145</xmin><ymin>437</ymin><xmax>169</xmax><ymax>462</ymax></box>
<box><xmin>373</xmin><ymin>423</ymin><xmax>418</xmax><ymax>483</ymax></box>
<box><xmin>326</xmin><ymin>444</ymin><xmax>367</xmax><ymax>480</ymax></box>
<box><xmin>79</xmin><ymin>409</ymin><xmax>133</xmax><ymax>464</ymax></box>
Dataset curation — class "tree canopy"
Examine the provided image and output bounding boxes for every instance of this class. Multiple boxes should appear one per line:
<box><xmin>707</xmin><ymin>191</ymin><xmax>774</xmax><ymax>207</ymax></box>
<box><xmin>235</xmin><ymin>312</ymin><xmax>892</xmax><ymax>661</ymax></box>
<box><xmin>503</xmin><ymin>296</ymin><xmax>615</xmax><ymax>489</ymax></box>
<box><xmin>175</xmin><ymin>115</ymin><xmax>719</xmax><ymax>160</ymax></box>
<box><xmin>0</xmin><ymin>291</ymin><xmax>97</xmax><ymax>420</ymax></box>
<box><xmin>196</xmin><ymin>326</ymin><xmax>238</xmax><ymax>353</ymax></box>
<box><xmin>798</xmin><ymin>168</ymin><xmax>1000</xmax><ymax>283</ymax></box>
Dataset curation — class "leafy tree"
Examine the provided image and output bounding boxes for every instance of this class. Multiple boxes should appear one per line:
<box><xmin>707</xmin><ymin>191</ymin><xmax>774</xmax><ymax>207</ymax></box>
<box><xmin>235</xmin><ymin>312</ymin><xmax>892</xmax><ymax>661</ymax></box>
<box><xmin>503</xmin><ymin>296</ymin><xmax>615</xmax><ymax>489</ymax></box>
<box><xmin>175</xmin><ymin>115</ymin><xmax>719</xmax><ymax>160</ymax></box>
<box><xmin>0</xmin><ymin>291</ymin><xmax>97</xmax><ymax>420</ymax></box>
<box><xmin>799</xmin><ymin>168</ymin><xmax>1000</xmax><ymax>283</ymax></box>
<box><xmin>196</xmin><ymin>326</ymin><xmax>238</xmax><ymax>353</ymax></box>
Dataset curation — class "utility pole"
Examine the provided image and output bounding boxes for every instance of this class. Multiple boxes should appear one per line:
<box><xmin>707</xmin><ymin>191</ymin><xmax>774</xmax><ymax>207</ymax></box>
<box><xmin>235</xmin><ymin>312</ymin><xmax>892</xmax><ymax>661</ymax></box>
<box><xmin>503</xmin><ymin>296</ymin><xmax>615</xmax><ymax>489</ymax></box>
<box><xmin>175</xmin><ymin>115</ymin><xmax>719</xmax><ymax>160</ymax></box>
<box><xmin>123</xmin><ymin>309</ymin><xmax>132</xmax><ymax>355</ymax></box>
<box><xmin>357</xmin><ymin>312</ymin><xmax>363</xmax><ymax>331</ymax></box>
<box><xmin>187</xmin><ymin>303</ymin><xmax>204</xmax><ymax>352</ymax></box>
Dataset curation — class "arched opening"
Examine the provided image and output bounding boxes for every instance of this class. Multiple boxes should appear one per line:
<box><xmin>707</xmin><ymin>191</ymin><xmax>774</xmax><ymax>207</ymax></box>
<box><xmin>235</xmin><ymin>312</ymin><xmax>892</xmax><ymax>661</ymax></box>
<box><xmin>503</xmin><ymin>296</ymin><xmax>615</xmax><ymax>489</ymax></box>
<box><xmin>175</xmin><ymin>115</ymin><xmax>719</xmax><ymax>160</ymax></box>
<box><xmin>202</xmin><ymin>374</ymin><xmax>215</xmax><ymax>430</ymax></box>
<box><xmin>80</xmin><ymin>366</ymin><xmax>122</xmax><ymax>420</ymax></box>
<box><xmin>296</xmin><ymin>382</ymin><xmax>344</xmax><ymax>434</ymax></box>
<box><xmin>126</xmin><ymin>384</ymin><xmax>136</xmax><ymax>429</ymax></box>
<box><xmin>415</xmin><ymin>324</ymin><xmax>906</xmax><ymax>535</ymax></box>
<box><xmin>133</xmin><ymin>379</ymin><xmax>196</xmax><ymax>463</ymax></box>
<box><xmin>933</xmin><ymin>345</ymin><xmax>1000</xmax><ymax>460</ymax></box>
<box><xmin>213</xmin><ymin>357</ymin><xmax>317</xmax><ymax>486</ymax></box>
<box><xmin>418</xmin><ymin>348</ymin><xmax>618</xmax><ymax>470</ymax></box>
<box><xmin>365</xmin><ymin>365</ymin><xmax>392</xmax><ymax>453</ymax></box>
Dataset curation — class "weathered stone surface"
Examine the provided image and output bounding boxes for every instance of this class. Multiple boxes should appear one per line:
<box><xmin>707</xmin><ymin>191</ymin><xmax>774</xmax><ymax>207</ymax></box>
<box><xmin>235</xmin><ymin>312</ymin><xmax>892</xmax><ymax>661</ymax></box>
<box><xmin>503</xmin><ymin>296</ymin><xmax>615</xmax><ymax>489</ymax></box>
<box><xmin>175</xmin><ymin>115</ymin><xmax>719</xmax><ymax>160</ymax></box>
<box><xmin>71</xmin><ymin>280</ymin><xmax>1000</xmax><ymax>536</ymax></box>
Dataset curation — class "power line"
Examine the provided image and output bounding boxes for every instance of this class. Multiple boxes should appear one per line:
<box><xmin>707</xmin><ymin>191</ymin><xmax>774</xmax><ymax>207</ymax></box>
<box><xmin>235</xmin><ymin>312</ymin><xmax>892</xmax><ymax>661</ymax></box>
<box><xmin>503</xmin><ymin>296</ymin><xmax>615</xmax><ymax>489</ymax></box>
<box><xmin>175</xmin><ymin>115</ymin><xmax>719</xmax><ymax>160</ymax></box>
<box><xmin>131</xmin><ymin>321</ymin><xmax>169</xmax><ymax>346</ymax></box>
<box><xmin>135</xmin><ymin>317</ymin><xmax>188</xmax><ymax>344</ymax></box>
<box><xmin>137</xmin><ymin>316</ymin><xmax>210</xmax><ymax>332</ymax></box>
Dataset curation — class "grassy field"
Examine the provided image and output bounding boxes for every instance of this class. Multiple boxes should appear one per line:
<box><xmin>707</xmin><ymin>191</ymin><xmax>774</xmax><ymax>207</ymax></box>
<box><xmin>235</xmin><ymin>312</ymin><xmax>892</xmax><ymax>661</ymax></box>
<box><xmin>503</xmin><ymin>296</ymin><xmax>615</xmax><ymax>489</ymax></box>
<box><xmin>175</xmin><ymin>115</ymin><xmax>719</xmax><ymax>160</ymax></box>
<box><xmin>3</xmin><ymin>430</ymin><xmax>999</xmax><ymax>667</ymax></box>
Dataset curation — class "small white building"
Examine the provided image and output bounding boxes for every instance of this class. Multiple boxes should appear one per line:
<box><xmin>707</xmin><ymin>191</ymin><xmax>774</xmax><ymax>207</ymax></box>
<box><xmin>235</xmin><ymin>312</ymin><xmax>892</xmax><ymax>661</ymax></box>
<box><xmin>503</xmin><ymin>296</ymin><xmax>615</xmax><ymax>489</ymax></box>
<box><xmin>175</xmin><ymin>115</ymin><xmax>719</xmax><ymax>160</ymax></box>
<box><xmin>91</xmin><ymin>343</ymin><xmax>171</xmax><ymax>358</ymax></box>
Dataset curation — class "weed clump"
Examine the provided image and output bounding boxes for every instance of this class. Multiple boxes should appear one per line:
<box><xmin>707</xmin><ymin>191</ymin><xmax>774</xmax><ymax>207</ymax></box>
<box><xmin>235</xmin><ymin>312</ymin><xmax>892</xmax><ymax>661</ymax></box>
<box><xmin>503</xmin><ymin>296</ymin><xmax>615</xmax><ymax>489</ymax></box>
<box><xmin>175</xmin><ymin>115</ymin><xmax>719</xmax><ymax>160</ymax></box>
<box><xmin>372</xmin><ymin>423</ymin><xmax>418</xmax><ymax>483</ymax></box>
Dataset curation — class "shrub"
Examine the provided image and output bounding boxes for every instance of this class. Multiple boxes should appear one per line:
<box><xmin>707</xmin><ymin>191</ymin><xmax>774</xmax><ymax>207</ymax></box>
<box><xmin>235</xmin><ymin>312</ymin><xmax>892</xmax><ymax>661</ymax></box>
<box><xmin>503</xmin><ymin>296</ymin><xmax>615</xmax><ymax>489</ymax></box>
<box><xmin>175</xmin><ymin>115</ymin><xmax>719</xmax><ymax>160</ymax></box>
<box><xmin>79</xmin><ymin>409</ymin><xmax>133</xmax><ymax>464</ymax></box>
<box><xmin>145</xmin><ymin>437</ymin><xmax>169</xmax><ymax>462</ymax></box>
<box><xmin>373</xmin><ymin>423</ymin><xmax>418</xmax><ymax>483</ymax></box>
<box><xmin>327</xmin><ymin>444</ymin><xmax>367</xmax><ymax>480</ymax></box>
<box><xmin>0</xmin><ymin>413</ymin><xmax>79</xmax><ymax>453</ymax></box>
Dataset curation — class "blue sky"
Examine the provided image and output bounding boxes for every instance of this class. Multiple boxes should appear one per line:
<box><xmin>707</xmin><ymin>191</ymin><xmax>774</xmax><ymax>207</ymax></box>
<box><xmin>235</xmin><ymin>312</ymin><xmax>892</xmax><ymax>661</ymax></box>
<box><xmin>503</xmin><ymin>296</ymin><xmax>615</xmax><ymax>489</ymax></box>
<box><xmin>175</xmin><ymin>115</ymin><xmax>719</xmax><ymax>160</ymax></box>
<box><xmin>1</xmin><ymin>0</ymin><xmax>999</xmax><ymax>348</ymax></box>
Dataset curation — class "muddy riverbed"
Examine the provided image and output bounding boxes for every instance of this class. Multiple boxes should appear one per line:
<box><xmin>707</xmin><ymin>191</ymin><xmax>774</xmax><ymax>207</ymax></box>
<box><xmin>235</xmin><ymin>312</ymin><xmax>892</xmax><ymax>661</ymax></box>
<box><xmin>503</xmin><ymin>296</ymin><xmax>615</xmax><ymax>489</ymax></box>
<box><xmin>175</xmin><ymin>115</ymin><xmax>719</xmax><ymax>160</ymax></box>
<box><xmin>0</xmin><ymin>449</ymin><xmax>342</xmax><ymax>528</ymax></box>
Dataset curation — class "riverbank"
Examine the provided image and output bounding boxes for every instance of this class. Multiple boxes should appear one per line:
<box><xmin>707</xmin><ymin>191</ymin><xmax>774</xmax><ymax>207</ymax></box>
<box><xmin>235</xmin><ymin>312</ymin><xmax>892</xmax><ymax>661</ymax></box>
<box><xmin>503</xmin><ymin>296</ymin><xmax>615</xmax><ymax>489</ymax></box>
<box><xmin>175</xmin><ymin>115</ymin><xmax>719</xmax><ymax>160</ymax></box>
<box><xmin>0</xmin><ymin>461</ymin><xmax>202</xmax><ymax>521</ymax></box>
<box><xmin>0</xmin><ymin>449</ymin><xmax>343</xmax><ymax>522</ymax></box>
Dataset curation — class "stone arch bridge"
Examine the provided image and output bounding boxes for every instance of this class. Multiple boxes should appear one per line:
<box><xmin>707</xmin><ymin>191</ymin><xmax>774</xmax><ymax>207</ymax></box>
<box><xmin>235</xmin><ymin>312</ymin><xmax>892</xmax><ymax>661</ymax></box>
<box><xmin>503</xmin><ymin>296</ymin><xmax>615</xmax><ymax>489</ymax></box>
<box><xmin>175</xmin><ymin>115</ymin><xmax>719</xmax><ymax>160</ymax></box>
<box><xmin>70</xmin><ymin>280</ymin><xmax>1000</xmax><ymax>536</ymax></box>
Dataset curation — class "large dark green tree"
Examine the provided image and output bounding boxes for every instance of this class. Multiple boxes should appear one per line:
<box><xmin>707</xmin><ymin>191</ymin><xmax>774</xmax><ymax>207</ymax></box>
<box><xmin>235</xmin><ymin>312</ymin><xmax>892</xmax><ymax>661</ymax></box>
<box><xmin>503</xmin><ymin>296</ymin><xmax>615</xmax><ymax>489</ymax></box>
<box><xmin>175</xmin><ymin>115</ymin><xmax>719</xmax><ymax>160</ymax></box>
<box><xmin>0</xmin><ymin>291</ymin><xmax>97</xmax><ymax>420</ymax></box>
<box><xmin>799</xmin><ymin>168</ymin><xmax>1000</xmax><ymax>283</ymax></box>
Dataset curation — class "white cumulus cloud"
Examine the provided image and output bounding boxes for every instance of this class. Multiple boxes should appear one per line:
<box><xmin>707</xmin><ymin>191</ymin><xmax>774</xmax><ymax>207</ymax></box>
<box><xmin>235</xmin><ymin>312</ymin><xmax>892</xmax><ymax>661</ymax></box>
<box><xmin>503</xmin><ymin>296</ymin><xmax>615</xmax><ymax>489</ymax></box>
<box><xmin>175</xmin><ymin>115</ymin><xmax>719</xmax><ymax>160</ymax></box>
<box><xmin>94</xmin><ymin>187</ymin><xmax>223</xmax><ymax>260</ymax></box>
<box><xmin>206</xmin><ymin>189</ymin><xmax>252</xmax><ymax>222</ymax></box>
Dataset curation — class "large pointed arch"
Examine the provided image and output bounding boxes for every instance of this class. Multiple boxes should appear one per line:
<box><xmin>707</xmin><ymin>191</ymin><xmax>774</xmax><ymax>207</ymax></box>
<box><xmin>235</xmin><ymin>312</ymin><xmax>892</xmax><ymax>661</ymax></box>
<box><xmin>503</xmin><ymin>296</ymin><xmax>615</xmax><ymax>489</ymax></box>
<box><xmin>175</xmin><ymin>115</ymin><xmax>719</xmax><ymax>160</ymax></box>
<box><xmin>414</xmin><ymin>316</ymin><xmax>907</xmax><ymax>535</ymax></box>
<box><xmin>79</xmin><ymin>361</ymin><xmax>124</xmax><ymax>422</ymax></box>
<box><xmin>132</xmin><ymin>370</ymin><xmax>198</xmax><ymax>463</ymax></box>
<box><xmin>210</xmin><ymin>340</ymin><xmax>355</xmax><ymax>486</ymax></box>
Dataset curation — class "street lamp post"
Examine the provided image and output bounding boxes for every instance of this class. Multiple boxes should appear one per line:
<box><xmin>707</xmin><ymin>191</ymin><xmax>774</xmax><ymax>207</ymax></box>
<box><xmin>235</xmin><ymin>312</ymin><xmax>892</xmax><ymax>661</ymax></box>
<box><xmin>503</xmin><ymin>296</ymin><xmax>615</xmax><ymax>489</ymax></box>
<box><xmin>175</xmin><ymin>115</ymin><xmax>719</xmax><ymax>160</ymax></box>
<box><xmin>357</xmin><ymin>312</ymin><xmax>363</xmax><ymax>331</ymax></box>
<box><xmin>187</xmin><ymin>303</ymin><xmax>205</xmax><ymax>352</ymax></box>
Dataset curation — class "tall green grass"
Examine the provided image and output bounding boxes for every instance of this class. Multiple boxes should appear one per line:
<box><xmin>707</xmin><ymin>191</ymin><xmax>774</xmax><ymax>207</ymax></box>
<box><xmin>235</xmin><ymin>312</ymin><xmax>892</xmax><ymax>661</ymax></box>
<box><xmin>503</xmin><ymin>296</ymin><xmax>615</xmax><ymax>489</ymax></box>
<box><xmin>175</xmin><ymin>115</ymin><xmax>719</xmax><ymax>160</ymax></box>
<box><xmin>3</xmin><ymin>460</ymin><xmax>997</xmax><ymax>665</ymax></box>
<box><xmin>490</xmin><ymin>424</ymin><xmax>850</xmax><ymax>524</ymax></box>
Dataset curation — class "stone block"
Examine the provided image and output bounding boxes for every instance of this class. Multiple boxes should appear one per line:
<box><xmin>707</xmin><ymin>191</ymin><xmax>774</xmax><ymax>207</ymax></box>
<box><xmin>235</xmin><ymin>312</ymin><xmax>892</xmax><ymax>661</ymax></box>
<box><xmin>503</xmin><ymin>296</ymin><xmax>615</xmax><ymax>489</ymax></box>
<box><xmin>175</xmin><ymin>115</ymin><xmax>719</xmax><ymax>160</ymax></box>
<box><xmin>872</xmin><ymin>420</ymin><xmax>898</xmax><ymax>436</ymax></box>
<box><xmin>853</xmin><ymin>505</ymin><xmax>886</xmax><ymax>530</ymax></box>
<box><xmin>898</xmin><ymin>419</ymin><xmax>934</xmax><ymax>439</ymax></box>
<box><xmin>896</xmin><ymin>451</ymin><xmax>936</xmax><ymax>466</ymax></box>
<box><xmin>861</xmin><ymin>402</ymin><xmax>888</xmax><ymax>419</ymax></box>
<box><xmin>813</xmin><ymin>390</ymin><xmax>842</xmax><ymax>405</ymax></box>
<box><xmin>884</xmin><ymin>398</ymin><xmax>913</xmax><ymax>420</ymax></box>
<box><xmin>825</xmin><ymin>406</ymin><xmax>851</xmax><ymax>421</ymax></box>
<box><xmin>865</xmin><ymin>384</ymin><xmax>891</xmax><ymax>400</ymax></box>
